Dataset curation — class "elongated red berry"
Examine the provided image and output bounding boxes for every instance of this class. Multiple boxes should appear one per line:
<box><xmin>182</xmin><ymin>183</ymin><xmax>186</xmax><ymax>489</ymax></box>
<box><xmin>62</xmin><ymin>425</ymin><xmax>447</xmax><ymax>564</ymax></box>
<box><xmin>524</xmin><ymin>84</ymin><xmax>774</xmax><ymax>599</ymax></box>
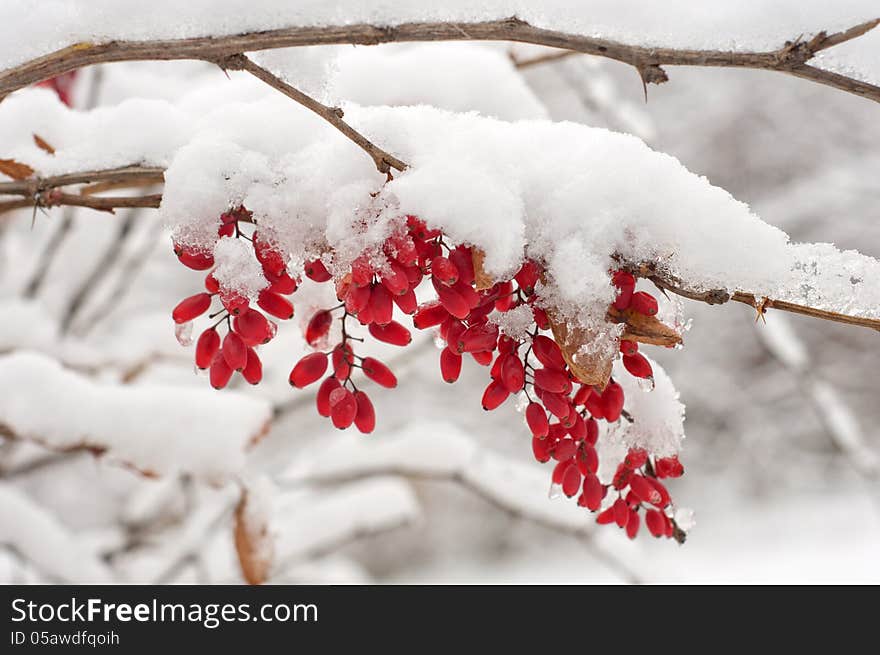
<box><xmin>440</xmin><ymin>347</ymin><xmax>462</xmax><ymax>383</ymax></box>
<box><xmin>354</xmin><ymin>391</ymin><xmax>376</xmax><ymax>434</ymax></box>
<box><xmin>172</xmin><ymin>293</ymin><xmax>212</xmax><ymax>324</ymax></box>
<box><xmin>585</xmin><ymin>417</ymin><xmax>599</xmax><ymax>445</ymax></box>
<box><xmin>532</xmin><ymin>436</ymin><xmax>552</xmax><ymax>463</ymax></box>
<box><xmin>316</xmin><ymin>376</ymin><xmax>341</xmax><ymax>417</ymax></box>
<box><xmin>541</xmin><ymin>391</ymin><xmax>571</xmax><ymax>420</ymax></box>
<box><xmin>289</xmin><ymin>352</ymin><xmax>328</xmax><ymax>388</ymax></box>
<box><xmin>305</xmin><ymin>258</ymin><xmax>332</xmax><ymax>283</ymax></box>
<box><xmin>573</xmin><ymin>384</ymin><xmax>593</xmax><ymax>406</ymax></box>
<box><xmin>332</xmin><ymin>343</ymin><xmax>353</xmax><ymax>381</ymax></box>
<box><xmin>625</xmin><ymin>448</ymin><xmax>648</xmax><ymax>469</ymax></box>
<box><xmin>447</xmin><ymin>246</ymin><xmax>475</xmax><ymax>286</ymax></box>
<box><xmin>612</xmin><ymin>270</ymin><xmax>636</xmax><ymax>310</ymax></box>
<box><xmin>204</xmin><ymin>273</ymin><xmax>220</xmax><ymax>293</ymax></box>
<box><xmin>210</xmin><ymin>354</ymin><xmax>233</xmax><ymax>390</ymax></box>
<box><xmin>601</xmin><ymin>381</ymin><xmax>625</xmax><ymax>422</ymax></box>
<box><xmin>645</xmin><ymin>509</ymin><xmax>666</xmax><ymax>537</ymax></box>
<box><xmin>623</xmin><ymin>352</ymin><xmax>653</xmax><ymax>379</ymax></box>
<box><xmin>369</xmin><ymin>320</ymin><xmax>412</xmax><ymax>346</ymax></box>
<box><xmin>626</xmin><ymin>510</ymin><xmax>641</xmax><ymax>539</ymax></box>
<box><xmin>533</xmin><ymin>367</ymin><xmax>572</xmax><ymax>394</ymax></box>
<box><xmin>222</xmin><ymin>331</ymin><xmax>247</xmax><ymax>371</ymax></box>
<box><xmin>253</xmin><ymin>233</ymin><xmax>286</xmax><ymax>278</ymax></box>
<box><xmin>629</xmin><ymin>474</ymin><xmax>662</xmax><ymax>506</ymax></box>
<box><xmin>582</xmin><ymin>474</ymin><xmax>604</xmax><ymax>511</ymax></box>
<box><xmin>452</xmin><ymin>280</ymin><xmax>481</xmax><ymax>310</ymax></box>
<box><xmin>433</xmin><ymin>280</ymin><xmax>470</xmax><ymax>319</ymax></box>
<box><xmin>195</xmin><ymin>328</ymin><xmax>220</xmax><ymax>370</ymax></box>
<box><xmin>500</xmin><ymin>355</ymin><xmax>525</xmax><ymax>393</ymax></box>
<box><xmin>655</xmin><ymin>456</ymin><xmax>684</xmax><ymax>479</ymax></box>
<box><xmin>613</xmin><ymin>497</ymin><xmax>629</xmax><ymax>528</ymax></box>
<box><xmin>257</xmin><ymin>289</ymin><xmax>294</xmax><ymax>320</ymax></box>
<box><xmin>567</xmin><ymin>413</ymin><xmax>586</xmax><ymax>440</ymax></box>
<box><xmin>351</xmin><ymin>255</ymin><xmax>373</xmax><ymax>287</ymax></box>
<box><xmin>457</xmin><ymin>323</ymin><xmax>498</xmax><ymax>354</ymax></box>
<box><xmin>369</xmin><ymin>283</ymin><xmax>394</xmax><ymax>326</ymax></box>
<box><xmin>584</xmin><ymin>392</ymin><xmax>605</xmax><ymax>420</ymax></box>
<box><xmin>235</xmin><ymin>308</ymin><xmax>274</xmax><ymax>345</ymax></box>
<box><xmin>362</xmin><ymin>357</ymin><xmax>397</xmax><ymax>388</ymax></box>
<box><xmin>329</xmin><ymin>387</ymin><xmax>357</xmax><ymax>429</ymax></box>
<box><xmin>514</xmin><ymin>260</ymin><xmax>541</xmax><ymax>294</ymax></box>
<box><xmin>380</xmin><ymin>260</ymin><xmax>410</xmax><ymax>296</ymax></box>
<box><xmin>645</xmin><ymin>477</ymin><xmax>671</xmax><ymax>507</ymax></box>
<box><xmin>175</xmin><ymin>246</ymin><xmax>214</xmax><ymax>271</ymax></box>
<box><xmin>471</xmin><ymin>351</ymin><xmax>493</xmax><ymax>366</ymax></box>
<box><xmin>393</xmin><ymin>288</ymin><xmax>418</xmax><ymax>315</ymax></box>
<box><xmin>562</xmin><ymin>464</ymin><xmax>582</xmax><ymax>497</ymax></box>
<box><xmin>532</xmin><ymin>306</ymin><xmax>550</xmax><ymax>330</ymax></box>
<box><xmin>267</xmin><ymin>271</ymin><xmax>297</xmax><ymax>295</ymax></box>
<box><xmin>629</xmin><ymin>291</ymin><xmax>658</xmax><ymax>316</ymax></box>
<box><xmin>431</xmin><ymin>256</ymin><xmax>459</xmax><ymax>286</ymax></box>
<box><xmin>481</xmin><ymin>379</ymin><xmax>509</xmax><ymax>410</ymax></box>
<box><xmin>220</xmin><ymin>289</ymin><xmax>249</xmax><ymax>316</ymax></box>
<box><xmin>526</xmin><ymin>403</ymin><xmax>549</xmax><ymax>438</ymax></box>
<box><xmin>413</xmin><ymin>302</ymin><xmax>449</xmax><ymax>329</ymax></box>
<box><xmin>554</xmin><ymin>438</ymin><xmax>578</xmax><ymax>462</ymax></box>
<box><xmin>241</xmin><ymin>348</ymin><xmax>262</xmax><ymax>384</ymax></box>
<box><xmin>531</xmin><ymin>335</ymin><xmax>566</xmax><ymax>370</ymax></box>
<box><xmin>596</xmin><ymin>507</ymin><xmax>616</xmax><ymax>525</ymax></box>
<box><xmin>306</xmin><ymin>310</ymin><xmax>334</xmax><ymax>346</ymax></box>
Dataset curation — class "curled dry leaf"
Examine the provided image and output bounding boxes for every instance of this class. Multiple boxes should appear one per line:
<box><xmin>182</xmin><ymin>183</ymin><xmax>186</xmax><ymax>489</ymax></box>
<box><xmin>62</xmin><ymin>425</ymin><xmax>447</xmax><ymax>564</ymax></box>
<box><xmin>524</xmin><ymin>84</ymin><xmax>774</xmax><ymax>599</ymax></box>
<box><xmin>234</xmin><ymin>487</ymin><xmax>275</xmax><ymax>585</ymax></box>
<box><xmin>471</xmin><ymin>247</ymin><xmax>494</xmax><ymax>291</ymax></box>
<box><xmin>33</xmin><ymin>134</ymin><xmax>55</xmax><ymax>155</ymax></box>
<box><xmin>0</xmin><ymin>158</ymin><xmax>34</xmax><ymax>180</ymax></box>
<box><xmin>606</xmin><ymin>306</ymin><xmax>683</xmax><ymax>347</ymax></box>
<box><xmin>546</xmin><ymin>310</ymin><xmax>615</xmax><ymax>389</ymax></box>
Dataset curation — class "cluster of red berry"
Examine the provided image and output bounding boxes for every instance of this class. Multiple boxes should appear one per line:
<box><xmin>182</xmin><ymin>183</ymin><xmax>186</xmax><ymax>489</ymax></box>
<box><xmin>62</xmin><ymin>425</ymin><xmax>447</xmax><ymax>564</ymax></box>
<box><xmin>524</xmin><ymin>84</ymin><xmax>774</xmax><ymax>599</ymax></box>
<box><xmin>171</xmin><ymin>206</ymin><xmax>297</xmax><ymax>389</ymax></box>
<box><xmin>171</xmin><ymin>211</ymin><xmax>686</xmax><ymax>540</ymax></box>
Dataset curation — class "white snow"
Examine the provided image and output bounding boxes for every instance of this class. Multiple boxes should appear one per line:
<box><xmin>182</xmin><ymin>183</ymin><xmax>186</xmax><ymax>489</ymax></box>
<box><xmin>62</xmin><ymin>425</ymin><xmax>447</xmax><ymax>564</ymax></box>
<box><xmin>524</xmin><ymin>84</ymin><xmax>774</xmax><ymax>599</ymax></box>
<box><xmin>0</xmin><ymin>351</ymin><xmax>271</xmax><ymax>481</ymax></box>
<box><xmin>211</xmin><ymin>236</ymin><xmax>268</xmax><ymax>299</ymax></box>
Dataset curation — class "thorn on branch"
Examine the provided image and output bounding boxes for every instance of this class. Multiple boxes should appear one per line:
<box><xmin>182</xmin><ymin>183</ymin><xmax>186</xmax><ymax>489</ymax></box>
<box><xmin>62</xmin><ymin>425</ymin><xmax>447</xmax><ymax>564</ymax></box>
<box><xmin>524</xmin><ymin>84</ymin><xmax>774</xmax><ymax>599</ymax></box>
<box><xmin>636</xmin><ymin>65</ymin><xmax>669</xmax><ymax>102</ymax></box>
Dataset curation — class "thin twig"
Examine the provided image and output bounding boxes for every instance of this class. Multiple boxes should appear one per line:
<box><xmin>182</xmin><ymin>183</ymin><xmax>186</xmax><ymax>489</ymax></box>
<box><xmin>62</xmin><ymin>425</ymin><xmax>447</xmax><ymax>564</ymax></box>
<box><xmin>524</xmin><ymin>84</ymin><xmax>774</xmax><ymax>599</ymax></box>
<box><xmin>1</xmin><ymin>17</ymin><xmax>877</xmax><ymax>103</ymax></box>
<box><xmin>224</xmin><ymin>54</ymin><xmax>407</xmax><ymax>174</ymax></box>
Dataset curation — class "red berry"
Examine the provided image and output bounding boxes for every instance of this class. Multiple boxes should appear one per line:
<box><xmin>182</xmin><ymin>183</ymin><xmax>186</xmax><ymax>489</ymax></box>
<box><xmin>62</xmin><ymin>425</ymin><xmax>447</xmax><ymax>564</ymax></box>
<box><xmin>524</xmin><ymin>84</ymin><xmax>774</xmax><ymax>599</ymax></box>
<box><xmin>585</xmin><ymin>418</ymin><xmax>599</xmax><ymax>445</ymax></box>
<box><xmin>380</xmin><ymin>260</ymin><xmax>410</xmax><ymax>296</ymax></box>
<box><xmin>447</xmin><ymin>246</ymin><xmax>475</xmax><ymax>286</ymax></box>
<box><xmin>457</xmin><ymin>323</ymin><xmax>498</xmax><ymax>354</ymax></box>
<box><xmin>584</xmin><ymin>392</ymin><xmax>605</xmax><ymax>420</ymax></box>
<box><xmin>253</xmin><ymin>233</ymin><xmax>286</xmax><ymax>278</ymax></box>
<box><xmin>195</xmin><ymin>328</ymin><xmax>220</xmax><ymax>370</ymax></box>
<box><xmin>623</xmin><ymin>352</ymin><xmax>653</xmax><ymax>379</ymax></box>
<box><xmin>344</xmin><ymin>283</ymin><xmax>371</xmax><ymax>315</ymax></box>
<box><xmin>361</xmin><ymin>357</ymin><xmax>397</xmax><ymax>388</ymax></box>
<box><xmin>500</xmin><ymin>354</ymin><xmax>525</xmax><ymax>393</ymax></box>
<box><xmin>625</xmin><ymin>448</ymin><xmax>648</xmax><ymax>469</ymax></box>
<box><xmin>645</xmin><ymin>477</ymin><xmax>671</xmax><ymax>507</ymax></box>
<box><xmin>573</xmin><ymin>384</ymin><xmax>593</xmax><ymax>406</ymax></box>
<box><xmin>532</xmin><ymin>436</ymin><xmax>552</xmax><ymax>463</ymax></box>
<box><xmin>626</xmin><ymin>510</ymin><xmax>641</xmax><ymax>539</ymax></box>
<box><xmin>481</xmin><ymin>379</ymin><xmax>509</xmax><ymax>410</ymax></box>
<box><xmin>433</xmin><ymin>279</ymin><xmax>470</xmax><ymax>319</ymax></box>
<box><xmin>655</xmin><ymin>456</ymin><xmax>684</xmax><ymax>479</ymax></box>
<box><xmin>306</xmin><ymin>310</ymin><xmax>334</xmax><ymax>346</ymax></box>
<box><xmin>209</xmin><ymin>354</ymin><xmax>233</xmax><ymax>390</ymax></box>
<box><xmin>316</xmin><ymin>376</ymin><xmax>341</xmax><ymax>417</ymax></box>
<box><xmin>440</xmin><ymin>347</ymin><xmax>462</xmax><ymax>383</ymax></box>
<box><xmin>596</xmin><ymin>507</ymin><xmax>616</xmax><ymax>525</ymax></box>
<box><xmin>241</xmin><ymin>347</ymin><xmax>262</xmax><ymax>384</ymax></box>
<box><xmin>430</xmin><ymin>256</ymin><xmax>459</xmax><ymax>286</ymax></box>
<box><xmin>531</xmin><ymin>335</ymin><xmax>566</xmax><ymax>370</ymax></box>
<box><xmin>351</xmin><ymin>255</ymin><xmax>373</xmax><ymax>287</ymax></box>
<box><xmin>532</xmin><ymin>306</ymin><xmax>550</xmax><ymax>330</ymax></box>
<box><xmin>329</xmin><ymin>387</ymin><xmax>357</xmax><ymax>429</ymax></box>
<box><xmin>629</xmin><ymin>474</ymin><xmax>663</xmax><ymax>506</ymax></box>
<box><xmin>562</xmin><ymin>464</ymin><xmax>582</xmax><ymax>497</ymax></box>
<box><xmin>541</xmin><ymin>391</ymin><xmax>570</xmax><ymax>420</ymax></box>
<box><xmin>393</xmin><ymin>288</ymin><xmax>418</xmax><ymax>315</ymax></box>
<box><xmin>267</xmin><ymin>271</ymin><xmax>297</xmax><ymax>295</ymax></box>
<box><xmin>304</xmin><ymin>258</ymin><xmax>332</xmax><ymax>282</ymax></box>
<box><xmin>369</xmin><ymin>283</ymin><xmax>394</xmax><ymax>326</ymax></box>
<box><xmin>354</xmin><ymin>391</ymin><xmax>376</xmax><ymax>434</ymax></box>
<box><xmin>619</xmin><ymin>340</ymin><xmax>639</xmax><ymax>356</ymax></box>
<box><xmin>613</xmin><ymin>498</ymin><xmax>629</xmax><ymax>528</ymax></box>
<box><xmin>413</xmin><ymin>302</ymin><xmax>449</xmax><ymax>329</ymax></box>
<box><xmin>234</xmin><ymin>308</ymin><xmax>274</xmax><ymax>345</ymax></box>
<box><xmin>172</xmin><ymin>293</ymin><xmax>212</xmax><ymax>324</ymax></box>
<box><xmin>582</xmin><ymin>474</ymin><xmax>604</xmax><ymax>511</ymax></box>
<box><xmin>452</xmin><ymin>280</ymin><xmax>481</xmax><ymax>310</ymax></box>
<box><xmin>220</xmin><ymin>289</ymin><xmax>249</xmax><ymax>316</ymax></box>
<box><xmin>601</xmin><ymin>381</ymin><xmax>625</xmax><ymax>422</ymax></box>
<box><xmin>553</xmin><ymin>438</ymin><xmax>578</xmax><ymax>462</ymax></box>
<box><xmin>567</xmin><ymin>413</ymin><xmax>586</xmax><ymax>440</ymax></box>
<box><xmin>526</xmin><ymin>402</ymin><xmax>549</xmax><ymax>438</ymax></box>
<box><xmin>471</xmin><ymin>351</ymin><xmax>493</xmax><ymax>366</ymax></box>
<box><xmin>204</xmin><ymin>273</ymin><xmax>220</xmax><ymax>293</ymax></box>
<box><xmin>222</xmin><ymin>331</ymin><xmax>247</xmax><ymax>371</ymax></box>
<box><xmin>630</xmin><ymin>291</ymin><xmax>658</xmax><ymax>316</ymax></box>
<box><xmin>533</xmin><ymin>367</ymin><xmax>572</xmax><ymax>394</ymax></box>
<box><xmin>645</xmin><ymin>509</ymin><xmax>666</xmax><ymax>537</ymax></box>
<box><xmin>289</xmin><ymin>352</ymin><xmax>329</xmax><ymax>388</ymax></box>
<box><xmin>332</xmin><ymin>343</ymin><xmax>354</xmax><ymax>381</ymax></box>
<box><xmin>368</xmin><ymin>320</ymin><xmax>412</xmax><ymax>346</ymax></box>
<box><xmin>514</xmin><ymin>260</ymin><xmax>541</xmax><ymax>294</ymax></box>
<box><xmin>581</xmin><ymin>444</ymin><xmax>599</xmax><ymax>475</ymax></box>
<box><xmin>175</xmin><ymin>246</ymin><xmax>214</xmax><ymax>271</ymax></box>
<box><xmin>612</xmin><ymin>270</ymin><xmax>636</xmax><ymax>311</ymax></box>
<box><xmin>257</xmin><ymin>289</ymin><xmax>294</xmax><ymax>320</ymax></box>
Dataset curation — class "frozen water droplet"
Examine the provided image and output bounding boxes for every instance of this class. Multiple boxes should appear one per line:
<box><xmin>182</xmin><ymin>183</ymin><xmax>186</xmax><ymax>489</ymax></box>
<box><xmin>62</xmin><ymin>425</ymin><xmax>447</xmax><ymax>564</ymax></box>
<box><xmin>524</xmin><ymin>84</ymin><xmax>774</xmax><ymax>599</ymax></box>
<box><xmin>175</xmin><ymin>321</ymin><xmax>193</xmax><ymax>346</ymax></box>
<box><xmin>674</xmin><ymin>507</ymin><xmax>696</xmax><ymax>531</ymax></box>
<box><xmin>433</xmin><ymin>334</ymin><xmax>447</xmax><ymax>350</ymax></box>
<box><xmin>267</xmin><ymin>320</ymin><xmax>278</xmax><ymax>340</ymax></box>
<box><xmin>514</xmin><ymin>392</ymin><xmax>530</xmax><ymax>413</ymax></box>
<box><xmin>637</xmin><ymin>376</ymin><xmax>655</xmax><ymax>392</ymax></box>
<box><xmin>548</xmin><ymin>483</ymin><xmax>563</xmax><ymax>500</ymax></box>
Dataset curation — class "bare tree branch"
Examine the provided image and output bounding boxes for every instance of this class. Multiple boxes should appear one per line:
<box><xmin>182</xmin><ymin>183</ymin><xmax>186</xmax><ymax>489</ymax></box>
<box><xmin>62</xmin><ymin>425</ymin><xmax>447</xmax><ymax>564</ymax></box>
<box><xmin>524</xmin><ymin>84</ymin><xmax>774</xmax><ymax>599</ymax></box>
<box><xmin>224</xmin><ymin>54</ymin><xmax>407</xmax><ymax>174</ymax></box>
<box><xmin>0</xmin><ymin>17</ymin><xmax>878</xmax><ymax>103</ymax></box>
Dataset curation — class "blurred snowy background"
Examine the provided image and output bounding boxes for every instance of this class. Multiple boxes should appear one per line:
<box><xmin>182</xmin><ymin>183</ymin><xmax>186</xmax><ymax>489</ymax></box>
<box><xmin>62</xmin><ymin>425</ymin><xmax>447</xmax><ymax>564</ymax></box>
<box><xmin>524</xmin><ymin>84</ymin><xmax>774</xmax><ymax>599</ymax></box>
<box><xmin>1</xmin><ymin>18</ymin><xmax>879</xmax><ymax>584</ymax></box>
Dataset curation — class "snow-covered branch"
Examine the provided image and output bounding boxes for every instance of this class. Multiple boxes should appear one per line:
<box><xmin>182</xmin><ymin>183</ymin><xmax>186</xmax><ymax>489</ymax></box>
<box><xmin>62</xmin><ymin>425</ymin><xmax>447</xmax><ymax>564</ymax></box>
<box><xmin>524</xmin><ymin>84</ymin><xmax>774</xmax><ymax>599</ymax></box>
<box><xmin>0</xmin><ymin>17</ymin><xmax>878</xmax><ymax>103</ymax></box>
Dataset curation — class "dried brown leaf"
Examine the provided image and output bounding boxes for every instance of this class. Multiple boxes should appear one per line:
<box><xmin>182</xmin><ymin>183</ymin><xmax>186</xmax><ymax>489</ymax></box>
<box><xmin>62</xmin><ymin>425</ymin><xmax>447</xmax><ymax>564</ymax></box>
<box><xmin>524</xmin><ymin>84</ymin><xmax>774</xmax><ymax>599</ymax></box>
<box><xmin>234</xmin><ymin>488</ymin><xmax>273</xmax><ymax>585</ymax></box>
<box><xmin>33</xmin><ymin>134</ymin><xmax>55</xmax><ymax>155</ymax></box>
<box><xmin>607</xmin><ymin>306</ymin><xmax>682</xmax><ymax>347</ymax></box>
<box><xmin>0</xmin><ymin>158</ymin><xmax>34</xmax><ymax>180</ymax></box>
<box><xmin>546</xmin><ymin>310</ymin><xmax>615</xmax><ymax>389</ymax></box>
<box><xmin>471</xmin><ymin>248</ymin><xmax>494</xmax><ymax>290</ymax></box>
